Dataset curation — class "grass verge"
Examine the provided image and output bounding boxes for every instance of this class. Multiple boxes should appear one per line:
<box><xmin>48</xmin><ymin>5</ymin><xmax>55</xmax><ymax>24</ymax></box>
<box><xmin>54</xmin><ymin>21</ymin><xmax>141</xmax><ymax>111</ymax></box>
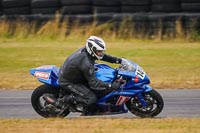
<box><xmin>0</xmin><ymin>17</ymin><xmax>200</xmax><ymax>89</ymax></box>
<box><xmin>0</xmin><ymin>118</ymin><xmax>199</xmax><ymax>133</ymax></box>
<box><xmin>0</xmin><ymin>40</ymin><xmax>200</xmax><ymax>89</ymax></box>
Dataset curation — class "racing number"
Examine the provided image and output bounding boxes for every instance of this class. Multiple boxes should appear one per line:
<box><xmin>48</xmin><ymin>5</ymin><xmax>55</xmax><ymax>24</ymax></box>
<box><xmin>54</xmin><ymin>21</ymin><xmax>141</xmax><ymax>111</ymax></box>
<box><xmin>136</xmin><ymin>66</ymin><xmax>145</xmax><ymax>79</ymax></box>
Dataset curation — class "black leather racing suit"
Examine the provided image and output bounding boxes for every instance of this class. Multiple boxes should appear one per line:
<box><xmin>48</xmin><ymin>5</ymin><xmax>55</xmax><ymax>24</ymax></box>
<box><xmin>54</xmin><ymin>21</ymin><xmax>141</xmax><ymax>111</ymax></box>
<box><xmin>58</xmin><ymin>47</ymin><xmax>121</xmax><ymax>112</ymax></box>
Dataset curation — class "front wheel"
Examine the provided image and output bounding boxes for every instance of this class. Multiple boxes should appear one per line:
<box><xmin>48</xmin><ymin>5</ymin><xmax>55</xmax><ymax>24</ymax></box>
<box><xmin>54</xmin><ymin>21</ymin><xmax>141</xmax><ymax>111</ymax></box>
<box><xmin>126</xmin><ymin>89</ymin><xmax>164</xmax><ymax>118</ymax></box>
<box><xmin>31</xmin><ymin>84</ymin><xmax>70</xmax><ymax>118</ymax></box>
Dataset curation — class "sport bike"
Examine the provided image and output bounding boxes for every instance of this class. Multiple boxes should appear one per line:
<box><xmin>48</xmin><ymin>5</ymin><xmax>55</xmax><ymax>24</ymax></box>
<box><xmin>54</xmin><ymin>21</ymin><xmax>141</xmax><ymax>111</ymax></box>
<box><xmin>30</xmin><ymin>59</ymin><xmax>164</xmax><ymax>118</ymax></box>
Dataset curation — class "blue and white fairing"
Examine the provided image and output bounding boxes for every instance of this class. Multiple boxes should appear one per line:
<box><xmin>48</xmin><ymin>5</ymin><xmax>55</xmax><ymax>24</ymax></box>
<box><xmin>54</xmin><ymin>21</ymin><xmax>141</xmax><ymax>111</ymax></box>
<box><xmin>118</xmin><ymin>61</ymin><xmax>150</xmax><ymax>89</ymax></box>
<box><xmin>95</xmin><ymin>60</ymin><xmax>150</xmax><ymax>89</ymax></box>
<box><xmin>94</xmin><ymin>64</ymin><xmax>116</xmax><ymax>83</ymax></box>
<box><xmin>29</xmin><ymin>65</ymin><xmax>59</xmax><ymax>87</ymax></box>
<box><xmin>95</xmin><ymin>60</ymin><xmax>152</xmax><ymax>109</ymax></box>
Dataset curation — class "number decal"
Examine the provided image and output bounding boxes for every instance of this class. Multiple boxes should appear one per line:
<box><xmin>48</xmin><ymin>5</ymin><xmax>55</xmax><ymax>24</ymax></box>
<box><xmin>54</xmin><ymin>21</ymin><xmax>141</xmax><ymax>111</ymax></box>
<box><xmin>135</xmin><ymin>66</ymin><xmax>145</xmax><ymax>79</ymax></box>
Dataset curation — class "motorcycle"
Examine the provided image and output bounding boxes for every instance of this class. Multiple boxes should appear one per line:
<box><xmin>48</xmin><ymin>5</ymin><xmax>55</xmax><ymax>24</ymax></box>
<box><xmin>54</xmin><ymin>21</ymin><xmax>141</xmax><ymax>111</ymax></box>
<box><xmin>30</xmin><ymin>59</ymin><xmax>164</xmax><ymax>118</ymax></box>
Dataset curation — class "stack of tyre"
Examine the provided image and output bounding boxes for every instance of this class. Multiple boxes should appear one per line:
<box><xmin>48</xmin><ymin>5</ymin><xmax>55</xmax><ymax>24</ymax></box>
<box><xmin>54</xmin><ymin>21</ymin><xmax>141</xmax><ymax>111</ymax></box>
<box><xmin>59</xmin><ymin>0</ymin><xmax>93</xmax><ymax>24</ymax></box>
<box><xmin>151</xmin><ymin>0</ymin><xmax>181</xmax><ymax>13</ymax></box>
<box><xmin>93</xmin><ymin>0</ymin><xmax>120</xmax><ymax>14</ymax></box>
<box><xmin>31</xmin><ymin>0</ymin><xmax>60</xmax><ymax>15</ymax></box>
<box><xmin>2</xmin><ymin>0</ymin><xmax>31</xmax><ymax>15</ymax></box>
<box><xmin>92</xmin><ymin>0</ymin><xmax>120</xmax><ymax>23</ymax></box>
<box><xmin>181</xmin><ymin>0</ymin><xmax>200</xmax><ymax>12</ymax></box>
<box><xmin>0</xmin><ymin>0</ymin><xmax>2</xmax><ymax>15</ymax></box>
<box><xmin>1</xmin><ymin>0</ymin><xmax>200</xmax><ymax>16</ymax></box>
<box><xmin>60</xmin><ymin>0</ymin><xmax>92</xmax><ymax>15</ymax></box>
<box><xmin>121</xmin><ymin>0</ymin><xmax>150</xmax><ymax>13</ymax></box>
<box><xmin>181</xmin><ymin>0</ymin><xmax>200</xmax><ymax>38</ymax></box>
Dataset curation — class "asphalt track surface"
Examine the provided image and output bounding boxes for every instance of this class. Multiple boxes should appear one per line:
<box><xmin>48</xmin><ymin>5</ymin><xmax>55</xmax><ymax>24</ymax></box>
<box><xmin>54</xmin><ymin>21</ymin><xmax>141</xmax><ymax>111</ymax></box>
<box><xmin>0</xmin><ymin>89</ymin><xmax>200</xmax><ymax>118</ymax></box>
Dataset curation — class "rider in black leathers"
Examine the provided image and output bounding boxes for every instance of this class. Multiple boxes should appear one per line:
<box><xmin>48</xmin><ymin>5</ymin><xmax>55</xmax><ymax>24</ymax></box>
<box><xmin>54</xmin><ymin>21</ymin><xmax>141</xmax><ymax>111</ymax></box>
<box><xmin>57</xmin><ymin>36</ymin><xmax>128</xmax><ymax>115</ymax></box>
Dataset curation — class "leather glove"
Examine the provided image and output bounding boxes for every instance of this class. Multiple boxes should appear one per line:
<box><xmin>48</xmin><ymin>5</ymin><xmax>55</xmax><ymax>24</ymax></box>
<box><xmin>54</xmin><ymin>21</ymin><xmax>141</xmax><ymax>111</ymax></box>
<box><xmin>108</xmin><ymin>81</ymin><xmax>121</xmax><ymax>90</ymax></box>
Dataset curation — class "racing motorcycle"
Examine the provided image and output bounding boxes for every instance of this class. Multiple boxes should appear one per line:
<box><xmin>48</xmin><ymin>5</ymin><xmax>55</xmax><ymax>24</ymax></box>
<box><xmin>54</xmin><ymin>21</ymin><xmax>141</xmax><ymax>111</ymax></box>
<box><xmin>30</xmin><ymin>59</ymin><xmax>164</xmax><ymax>118</ymax></box>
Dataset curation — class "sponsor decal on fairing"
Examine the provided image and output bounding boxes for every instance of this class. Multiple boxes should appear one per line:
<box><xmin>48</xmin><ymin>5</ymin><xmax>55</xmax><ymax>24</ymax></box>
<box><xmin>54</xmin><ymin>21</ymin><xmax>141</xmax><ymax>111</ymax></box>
<box><xmin>34</xmin><ymin>72</ymin><xmax>50</xmax><ymax>80</ymax></box>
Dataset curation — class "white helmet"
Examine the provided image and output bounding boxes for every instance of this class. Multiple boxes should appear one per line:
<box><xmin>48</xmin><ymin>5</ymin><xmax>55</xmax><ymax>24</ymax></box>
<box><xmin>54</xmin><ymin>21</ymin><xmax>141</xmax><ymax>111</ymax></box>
<box><xmin>85</xmin><ymin>36</ymin><xmax>106</xmax><ymax>60</ymax></box>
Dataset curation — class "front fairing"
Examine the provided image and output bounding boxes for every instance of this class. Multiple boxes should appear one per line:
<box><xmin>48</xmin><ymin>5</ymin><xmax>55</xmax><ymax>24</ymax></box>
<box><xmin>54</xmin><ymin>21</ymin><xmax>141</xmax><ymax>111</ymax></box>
<box><xmin>118</xmin><ymin>61</ymin><xmax>150</xmax><ymax>89</ymax></box>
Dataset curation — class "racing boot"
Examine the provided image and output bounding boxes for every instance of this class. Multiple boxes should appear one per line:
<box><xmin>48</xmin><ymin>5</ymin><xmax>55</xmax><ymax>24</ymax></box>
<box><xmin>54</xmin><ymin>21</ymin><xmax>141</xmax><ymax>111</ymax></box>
<box><xmin>81</xmin><ymin>104</ymin><xmax>97</xmax><ymax>116</ymax></box>
<box><xmin>63</xmin><ymin>94</ymin><xmax>74</xmax><ymax>104</ymax></box>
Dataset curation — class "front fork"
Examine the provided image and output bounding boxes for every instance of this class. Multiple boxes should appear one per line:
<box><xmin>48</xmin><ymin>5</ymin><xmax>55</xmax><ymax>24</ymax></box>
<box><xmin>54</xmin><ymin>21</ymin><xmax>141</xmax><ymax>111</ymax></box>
<box><xmin>137</xmin><ymin>93</ymin><xmax>147</xmax><ymax>107</ymax></box>
<box><xmin>136</xmin><ymin>85</ymin><xmax>152</xmax><ymax>107</ymax></box>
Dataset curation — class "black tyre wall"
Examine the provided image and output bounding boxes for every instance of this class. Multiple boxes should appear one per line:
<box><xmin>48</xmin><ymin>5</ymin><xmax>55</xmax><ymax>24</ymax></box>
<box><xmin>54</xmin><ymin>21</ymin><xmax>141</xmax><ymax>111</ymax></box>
<box><xmin>3</xmin><ymin>7</ymin><xmax>30</xmax><ymax>15</ymax></box>
<box><xmin>61</xmin><ymin>5</ymin><xmax>92</xmax><ymax>15</ymax></box>
<box><xmin>151</xmin><ymin>0</ymin><xmax>181</xmax><ymax>12</ymax></box>
<box><xmin>152</xmin><ymin>0</ymin><xmax>181</xmax><ymax>4</ymax></box>
<box><xmin>93</xmin><ymin>0</ymin><xmax>120</xmax><ymax>6</ymax></box>
<box><xmin>181</xmin><ymin>3</ymin><xmax>200</xmax><ymax>12</ymax></box>
<box><xmin>32</xmin><ymin>7</ymin><xmax>58</xmax><ymax>15</ymax></box>
<box><xmin>60</xmin><ymin>0</ymin><xmax>92</xmax><ymax>6</ymax></box>
<box><xmin>60</xmin><ymin>0</ymin><xmax>92</xmax><ymax>15</ymax></box>
<box><xmin>2</xmin><ymin>0</ymin><xmax>30</xmax><ymax>8</ymax></box>
<box><xmin>31</xmin><ymin>0</ymin><xmax>60</xmax><ymax>15</ymax></box>
<box><xmin>93</xmin><ymin>0</ymin><xmax>120</xmax><ymax>14</ymax></box>
<box><xmin>121</xmin><ymin>6</ymin><xmax>149</xmax><ymax>13</ymax></box>
<box><xmin>120</xmin><ymin>0</ymin><xmax>150</xmax><ymax>13</ymax></box>
<box><xmin>0</xmin><ymin>0</ymin><xmax>2</xmax><ymax>14</ymax></box>
<box><xmin>181</xmin><ymin>0</ymin><xmax>200</xmax><ymax>3</ymax></box>
<box><xmin>2</xmin><ymin>0</ymin><xmax>31</xmax><ymax>15</ymax></box>
<box><xmin>94</xmin><ymin>6</ymin><xmax>120</xmax><ymax>14</ymax></box>
<box><xmin>121</xmin><ymin>0</ymin><xmax>150</xmax><ymax>5</ymax></box>
<box><xmin>31</xmin><ymin>0</ymin><xmax>60</xmax><ymax>8</ymax></box>
<box><xmin>151</xmin><ymin>4</ymin><xmax>181</xmax><ymax>12</ymax></box>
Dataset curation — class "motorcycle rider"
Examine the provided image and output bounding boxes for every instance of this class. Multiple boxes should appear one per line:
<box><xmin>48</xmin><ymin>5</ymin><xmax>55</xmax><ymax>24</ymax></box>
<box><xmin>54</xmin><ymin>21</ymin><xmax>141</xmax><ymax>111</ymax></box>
<box><xmin>44</xmin><ymin>36</ymin><xmax>129</xmax><ymax>115</ymax></box>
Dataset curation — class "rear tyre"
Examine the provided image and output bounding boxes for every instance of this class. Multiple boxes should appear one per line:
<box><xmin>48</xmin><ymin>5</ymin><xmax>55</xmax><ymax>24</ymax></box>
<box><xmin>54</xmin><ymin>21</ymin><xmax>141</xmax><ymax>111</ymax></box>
<box><xmin>126</xmin><ymin>89</ymin><xmax>164</xmax><ymax>118</ymax></box>
<box><xmin>31</xmin><ymin>84</ymin><xmax>70</xmax><ymax>118</ymax></box>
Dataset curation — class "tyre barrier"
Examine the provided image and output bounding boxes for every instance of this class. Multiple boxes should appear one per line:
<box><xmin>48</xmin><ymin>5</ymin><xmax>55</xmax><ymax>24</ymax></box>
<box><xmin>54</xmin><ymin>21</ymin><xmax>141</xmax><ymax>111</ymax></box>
<box><xmin>0</xmin><ymin>0</ymin><xmax>200</xmax><ymax>40</ymax></box>
<box><xmin>93</xmin><ymin>0</ymin><xmax>120</xmax><ymax>14</ymax></box>
<box><xmin>1</xmin><ymin>13</ymin><xmax>200</xmax><ymax>39</ymax></box>
<box><xmin>181</xmin><ymin>0</ymin><xmax>200</xmax><ymax>12</ymax></box>
<box><xmin>31</xmin><ymin>0</ymin><xmax>60</xmax><ymax>15</ymax></box>
<box><xmin>121</xmin><ymin>0</ymin><xmax>150</xmax><ymax>13</ymax></box>
<box><xmin>60</xmin><ymin>0</ymin><xmax>92</xmax><ymax>15</ymax></box>
<box><xmin>2</xmin><ymin>0</ymin><xmax>31</xmax><ymax>15</ymax></box>
<box><xmin>0</xmin><ymin>0</ymin><xmax>200</xmax><ymax>16</ymax></box>
<box><xmin>151</xmin><ymin>0</ymin><xmax>181</xmax><ymax>13</ymax></box>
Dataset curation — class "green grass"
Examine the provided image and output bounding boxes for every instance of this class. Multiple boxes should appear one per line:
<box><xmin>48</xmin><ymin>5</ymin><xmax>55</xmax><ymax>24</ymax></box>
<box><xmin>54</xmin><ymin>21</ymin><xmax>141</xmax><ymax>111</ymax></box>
<box><xmin>0</xmin><ymin>118</ymin><xmax>199</xmax><ymax>133</ymax></box>
<box><xmin>0</xmin><ymin>17</ymin><xmax>200</xmax><ymax>89</ymax></box>
<box><xmin>0</xmin><ymin>39</ymin><xmax>200</xmax><ymax>89</ymax></box>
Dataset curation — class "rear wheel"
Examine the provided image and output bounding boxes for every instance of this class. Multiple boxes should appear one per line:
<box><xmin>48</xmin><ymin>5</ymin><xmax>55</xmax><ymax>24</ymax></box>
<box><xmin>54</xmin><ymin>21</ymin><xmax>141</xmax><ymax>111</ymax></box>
<box><xmin>126</xmin><ymin>89</ymin><xmax>164</xmax><ymax>118</ymax></box>
<box><xmin>31</xmin><ymin>84</ymin><xmax>70</xmax><ymax>118</ymax></box>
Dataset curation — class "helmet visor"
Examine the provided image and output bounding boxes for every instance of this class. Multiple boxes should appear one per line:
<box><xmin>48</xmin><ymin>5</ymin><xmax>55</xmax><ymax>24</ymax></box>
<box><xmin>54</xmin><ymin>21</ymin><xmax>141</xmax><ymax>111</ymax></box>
<box><xmin>95</xmin><ymin>50</ymin><xmax>104</xmax><ymax>57</ymax></box>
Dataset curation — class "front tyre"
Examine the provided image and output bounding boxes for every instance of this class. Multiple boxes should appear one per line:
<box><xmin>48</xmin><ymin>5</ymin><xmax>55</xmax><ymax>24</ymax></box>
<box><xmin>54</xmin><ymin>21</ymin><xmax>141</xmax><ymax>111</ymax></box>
<box><xmin>31</xmin><ymin>84</ymin><xmax>70</xmax><ymax>118</ymax></box>
<box><xmin>126</xmin><ymin>89</ymin><xmax>164</xmax><ymax>118</ymax></box>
